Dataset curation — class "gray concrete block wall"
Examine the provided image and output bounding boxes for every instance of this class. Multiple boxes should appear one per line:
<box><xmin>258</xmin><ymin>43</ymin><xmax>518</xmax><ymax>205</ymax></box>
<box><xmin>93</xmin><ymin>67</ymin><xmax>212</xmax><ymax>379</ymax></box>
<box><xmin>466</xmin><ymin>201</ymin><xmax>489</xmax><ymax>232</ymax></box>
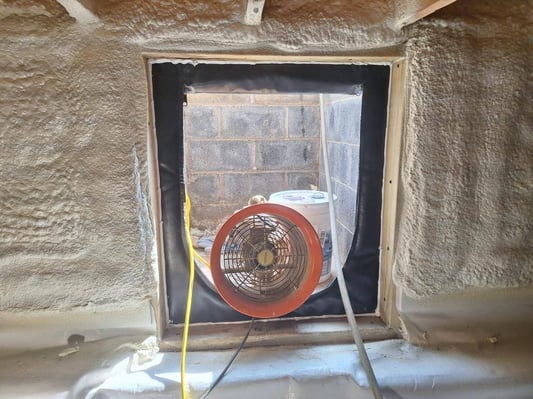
<box><xmin>319</xmin><ymin>94</ymin><xmax>362</xmax><ymax>264</ymax></box>
<box><xmin>222</xmin><ymin>173</ymin><xmax>285</xmax><ymax>203</ymax></box>
<box><xmin>184</xmin><ymin>93</ymin><xmax>321</xmax><ymax>230</ymax></box>
<box><xmin>256</xmin><ymin>141</ymin><xmax>319</xmax><ymax>170</ymax></box>
<box><xmin>288</xmin><ymin>106</ymin><xmax>320</xmax><ymax>138</ymax></box>
<box><xmin>221</xmin><ymin>106</ymin><xmax>285</xmax><ymax>139</ymax></box>
<box><xmin>188</xmin><ymin>174</ymin><xmax>220</xmax><ymax>204</ymax></box>
<box><xmin>288</xmin><ymin>173</ymin><xmax>318</xmax><ymax>190</ymax></box>
<box><xmin>183</xmin><ymin>107</ymin><xmax>217</xmax><ymax>138</ymax></box>
<box><xmin>189</xmin><ymin>141</ymin><xmax>254</xmax><ymax>172</ymax></box>
<box><xmin>324</xmin><ymin>93</ymin><xmax>362</xmax><ymax>144</ymax></box>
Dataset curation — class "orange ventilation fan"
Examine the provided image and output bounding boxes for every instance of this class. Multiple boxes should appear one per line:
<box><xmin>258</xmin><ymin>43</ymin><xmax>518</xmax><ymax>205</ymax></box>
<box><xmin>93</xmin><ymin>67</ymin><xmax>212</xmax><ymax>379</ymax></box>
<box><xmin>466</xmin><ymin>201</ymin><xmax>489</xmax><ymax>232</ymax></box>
<box><xmin>210</xmin><ymin>203</ymin><xmax>323</xmax><ymax>319</ymax></box>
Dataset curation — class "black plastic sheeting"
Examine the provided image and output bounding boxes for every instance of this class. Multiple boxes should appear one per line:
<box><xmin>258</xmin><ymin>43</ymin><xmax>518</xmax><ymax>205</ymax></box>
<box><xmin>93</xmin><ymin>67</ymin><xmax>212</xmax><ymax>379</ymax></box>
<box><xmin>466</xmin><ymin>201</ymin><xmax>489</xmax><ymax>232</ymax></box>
<box><xmin>181</xmin><ymin>63</ymin><xmax>363</xmax><ymax>94</ymax></box>
<box><xmin>151</xmin><ymin>62</ymin><xmax>390</xmax><ymax>324</ymax></box>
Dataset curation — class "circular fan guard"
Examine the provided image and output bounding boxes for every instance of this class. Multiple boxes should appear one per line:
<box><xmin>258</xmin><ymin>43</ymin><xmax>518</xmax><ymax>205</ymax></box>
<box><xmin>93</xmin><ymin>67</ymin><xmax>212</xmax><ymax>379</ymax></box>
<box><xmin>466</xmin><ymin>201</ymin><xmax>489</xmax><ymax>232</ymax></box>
<box><xmin>210</xmin><ymin>203</ymin><xmax>322</xmax><ymax>318</ymax></box>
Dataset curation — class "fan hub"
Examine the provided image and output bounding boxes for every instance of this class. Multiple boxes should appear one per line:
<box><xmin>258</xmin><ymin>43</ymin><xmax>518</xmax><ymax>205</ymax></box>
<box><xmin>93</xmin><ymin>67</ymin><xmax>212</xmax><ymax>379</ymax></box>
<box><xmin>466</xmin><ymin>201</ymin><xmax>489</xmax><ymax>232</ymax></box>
<box><xmin>257</xmin><ymin>248</ymin><xmax>275</xmax><ymax>267</ymax></box>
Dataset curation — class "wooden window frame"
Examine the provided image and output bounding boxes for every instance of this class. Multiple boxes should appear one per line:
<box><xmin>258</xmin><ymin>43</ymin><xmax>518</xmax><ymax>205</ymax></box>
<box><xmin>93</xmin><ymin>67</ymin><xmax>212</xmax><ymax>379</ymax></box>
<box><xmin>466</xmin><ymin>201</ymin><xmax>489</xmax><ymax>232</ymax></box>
<box><xmin>143</xmin><ymin>53</ymin><xmax>406</xmax><ymax>349</ymax></box>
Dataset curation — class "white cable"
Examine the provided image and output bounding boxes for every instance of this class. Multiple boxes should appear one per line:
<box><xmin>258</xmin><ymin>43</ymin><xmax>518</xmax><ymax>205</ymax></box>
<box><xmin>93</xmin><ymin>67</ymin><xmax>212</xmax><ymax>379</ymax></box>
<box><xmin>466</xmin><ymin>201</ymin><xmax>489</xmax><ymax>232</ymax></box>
<box><xmin>319</xmin><ymin>94</ymin><xmax>383</xmax><ymax>399</ymax></box>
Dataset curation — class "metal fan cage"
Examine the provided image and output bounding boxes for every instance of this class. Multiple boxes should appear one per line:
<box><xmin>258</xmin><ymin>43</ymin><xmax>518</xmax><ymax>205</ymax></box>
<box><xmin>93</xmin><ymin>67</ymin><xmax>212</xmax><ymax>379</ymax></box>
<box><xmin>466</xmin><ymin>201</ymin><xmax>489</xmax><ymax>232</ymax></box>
<box><xmin>210</xmin><ymin>203</ymin><xmax>322</xmax><ymax>318</ymax></box>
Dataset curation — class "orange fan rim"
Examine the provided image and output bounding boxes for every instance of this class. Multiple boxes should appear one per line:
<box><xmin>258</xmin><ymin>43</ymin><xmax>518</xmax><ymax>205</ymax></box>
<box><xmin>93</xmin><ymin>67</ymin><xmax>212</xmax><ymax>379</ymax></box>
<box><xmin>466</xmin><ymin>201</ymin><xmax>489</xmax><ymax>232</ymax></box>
<box><xmin>210</xmin><ymin>203</ymin><xmax>323</xmax><ymax>319</ymax></box>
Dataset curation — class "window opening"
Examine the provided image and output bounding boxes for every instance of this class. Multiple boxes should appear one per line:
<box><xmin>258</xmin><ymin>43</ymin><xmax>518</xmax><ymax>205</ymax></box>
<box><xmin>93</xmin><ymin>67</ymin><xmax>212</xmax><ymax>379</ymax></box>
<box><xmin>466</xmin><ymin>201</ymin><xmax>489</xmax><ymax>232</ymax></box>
<box><xmin>184</xmin><ymin>92</ymin><xmax>361</xmax><ymax>292</ymax></box>
<box><xmin>150</xmin><ymin>62</ymin><xmax>390</xmax><ymax>324</ymax></box>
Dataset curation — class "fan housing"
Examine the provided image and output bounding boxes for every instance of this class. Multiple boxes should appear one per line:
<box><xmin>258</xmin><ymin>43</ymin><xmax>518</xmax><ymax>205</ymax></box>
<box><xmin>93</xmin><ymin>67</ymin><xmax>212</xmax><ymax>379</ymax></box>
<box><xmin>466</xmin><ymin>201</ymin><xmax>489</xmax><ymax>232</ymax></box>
<box><xmin>210</xmin><ymin>203</ymin><xmax>323</xmax><ymax>318</ymax></box>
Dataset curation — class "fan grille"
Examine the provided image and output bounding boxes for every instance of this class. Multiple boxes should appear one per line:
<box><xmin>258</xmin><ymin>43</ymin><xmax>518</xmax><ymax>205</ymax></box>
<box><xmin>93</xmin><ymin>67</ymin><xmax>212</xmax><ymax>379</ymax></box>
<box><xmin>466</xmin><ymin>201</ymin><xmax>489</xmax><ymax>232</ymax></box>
<box><xmin>210</xmin><ymin>203</ymin><xmax>322</xmax><ymax>318</ymax></box>
<box><xmin>220</xmin><ymin>213</ymin><xmax>309</xmax><ymax>302</ymax></box>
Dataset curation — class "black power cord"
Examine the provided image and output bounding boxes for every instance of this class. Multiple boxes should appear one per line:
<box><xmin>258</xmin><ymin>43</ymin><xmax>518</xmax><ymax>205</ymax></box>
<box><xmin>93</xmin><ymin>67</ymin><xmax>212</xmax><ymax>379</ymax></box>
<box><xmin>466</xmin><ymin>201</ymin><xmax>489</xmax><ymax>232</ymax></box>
<box><xmin>200</xmin><ymin>318</ymin><xmax>255</xmax><ymax>399</ymax></box>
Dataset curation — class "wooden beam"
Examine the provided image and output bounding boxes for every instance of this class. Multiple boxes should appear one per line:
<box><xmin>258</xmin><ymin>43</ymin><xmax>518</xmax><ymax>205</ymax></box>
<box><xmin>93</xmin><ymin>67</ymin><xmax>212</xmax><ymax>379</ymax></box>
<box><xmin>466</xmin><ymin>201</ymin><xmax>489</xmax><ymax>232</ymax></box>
<box><xmin>55</xmin><ymin>0</ymin><xmax>99</xmax><ymax>24</ymax></box>
<box><xmin>160</xmin><ymin>315</ymin><xmax>397</xmax><ymax>351</ymax></box>
<box><xmin>142</xmin><ymin>51</ymin><xmax>404</xmax><ymax>65</ymax></box>
<box><xmin>242</xmin><ymin>0</ymin><xmax>265</xmax><ymax>26</ymax></box>
<box><xmin>378</xmin><ymin>58</ymin><xmax>406</xmax><ymax>333</ymax></box>
<box><xmin>398</xmin><ymin>0</ymin><xmax>457</xmax><ymax>28</ymax></box>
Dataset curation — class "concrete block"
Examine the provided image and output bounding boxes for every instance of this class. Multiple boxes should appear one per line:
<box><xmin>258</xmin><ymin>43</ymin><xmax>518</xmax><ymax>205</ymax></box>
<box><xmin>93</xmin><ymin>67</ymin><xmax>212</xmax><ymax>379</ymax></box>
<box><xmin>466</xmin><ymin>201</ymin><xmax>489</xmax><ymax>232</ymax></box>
<box><xmin>334</xmin><ymin>182</ymin><xmax>357</xmax><ymax>235</ymax></box>
<box><xmin>191</xmin><ymin>204</ymin><xmax>236</xmax><ymax>232</ymax></box>
<box><xmin>189</xmin><ymin>141</ymin><xmax>253</xmax><ymax>171</ymax></box>
<box><xmin>223</xmin><ymin>172</ymin><xmax>285</xmax><ymax>203</ymax></box>
<box><xmin>257</xmin><ymin>141</ymin><xmax>319</xmax><ymax>170</ymax></box>
<box><xmin>184</xmin><ymin>106</ymin><xmax>217</xmax><ymax>138</ymax></box>
<box><xmin>325</xmin><ymin>96</ymin><xmax>361</xmax><ymax>144</ymax></box>
<box><xmin>327</xmin><ymin>142</ymin><xmax>351</xmax><ymax>185</ymax></box>
<box><xmin>348</xmin><ymin>147</ymin><xmax>360</xmax><ymax>189</ymax></box>
<box><xmin>221</xmin><ymin>106</ymin><xmax>284</xmax><ymax>139</ymax></box>
<box><xmin>287</xmin><ymin>172</ymin><xmax>318</xmax><ymax>190</ymax></box>
<box><xmin>188</xmin><ymin>174</ymin><xmax>219</xmax><ymax>204</ymax></box>
<box><xmin>288</xmin><ymin>106</ymin><xmax>320</xmax><ymax>138</ymax></box>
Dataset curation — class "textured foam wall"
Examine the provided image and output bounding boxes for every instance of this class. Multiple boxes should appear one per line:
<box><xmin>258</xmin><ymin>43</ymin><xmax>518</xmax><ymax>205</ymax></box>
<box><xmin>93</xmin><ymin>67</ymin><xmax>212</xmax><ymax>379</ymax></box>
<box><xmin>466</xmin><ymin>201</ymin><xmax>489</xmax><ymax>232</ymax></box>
<box><xmin>1</xmin><ymin>0</ymin><xmax>531</xmax><ymax>319</ymax></box>
<box><xmin>0</xmin><ymin>0</ymin><xmax>401</xmax><ymax>315</ymax></box>
<box><xmin>394</xmin><ymin>0</ymin><xmax>533</xmax><ymax>297</ymax></box>
<box><xmin>0</xmin><ymin>8</ymin><xmax>155</xmax><ymax>311</ymax></box>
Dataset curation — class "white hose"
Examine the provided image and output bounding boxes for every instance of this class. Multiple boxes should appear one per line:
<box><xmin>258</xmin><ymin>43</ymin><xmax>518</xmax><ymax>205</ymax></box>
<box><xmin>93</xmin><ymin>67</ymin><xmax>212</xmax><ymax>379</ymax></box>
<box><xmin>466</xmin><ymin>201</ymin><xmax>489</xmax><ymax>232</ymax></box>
<box><xmin>319</xmin><ymin>94</ymin><xmax>383</xmax><ymax>399</ymax></box>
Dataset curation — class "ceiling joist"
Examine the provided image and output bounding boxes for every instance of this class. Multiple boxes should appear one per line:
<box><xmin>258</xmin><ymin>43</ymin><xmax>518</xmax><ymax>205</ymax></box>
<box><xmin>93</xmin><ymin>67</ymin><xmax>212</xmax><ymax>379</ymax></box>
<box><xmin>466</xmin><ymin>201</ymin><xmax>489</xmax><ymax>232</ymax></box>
<box><xmin>55</xmin><ymin>0</ymin><xmax>98</xmax><ymax>24</ymax></box>
<box><xmin>399</xmin><ymin>0</ymin><xmax>457</xmax><ymax>28</ymax></box>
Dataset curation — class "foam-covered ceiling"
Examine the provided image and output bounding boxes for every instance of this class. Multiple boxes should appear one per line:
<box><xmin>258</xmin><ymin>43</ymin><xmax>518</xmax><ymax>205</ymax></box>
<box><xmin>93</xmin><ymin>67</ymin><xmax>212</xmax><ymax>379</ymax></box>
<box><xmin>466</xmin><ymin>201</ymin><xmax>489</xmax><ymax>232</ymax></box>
<box><xmin>0</xmin><ymin>0</ymin><xmax>457</xmax><ymax>28</ymax></box>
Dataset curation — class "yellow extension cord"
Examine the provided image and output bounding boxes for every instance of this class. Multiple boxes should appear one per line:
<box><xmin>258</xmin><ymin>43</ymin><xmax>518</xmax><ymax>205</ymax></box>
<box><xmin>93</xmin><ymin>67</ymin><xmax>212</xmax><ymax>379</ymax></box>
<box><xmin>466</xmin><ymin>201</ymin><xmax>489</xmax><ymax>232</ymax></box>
<box><xmin>181</xmin><ymin>193</ymin><xmax>195</xmax><ymax>399</ymax></box>
<box><xmin>193</xmin><ymin>248</ymin><xmax>210</xmax><ymax>268</ymax></box>
<box><xmin>181</xmin><ymin>193</ymin><xmax>212</xmax><ymax>399</ymax></box>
